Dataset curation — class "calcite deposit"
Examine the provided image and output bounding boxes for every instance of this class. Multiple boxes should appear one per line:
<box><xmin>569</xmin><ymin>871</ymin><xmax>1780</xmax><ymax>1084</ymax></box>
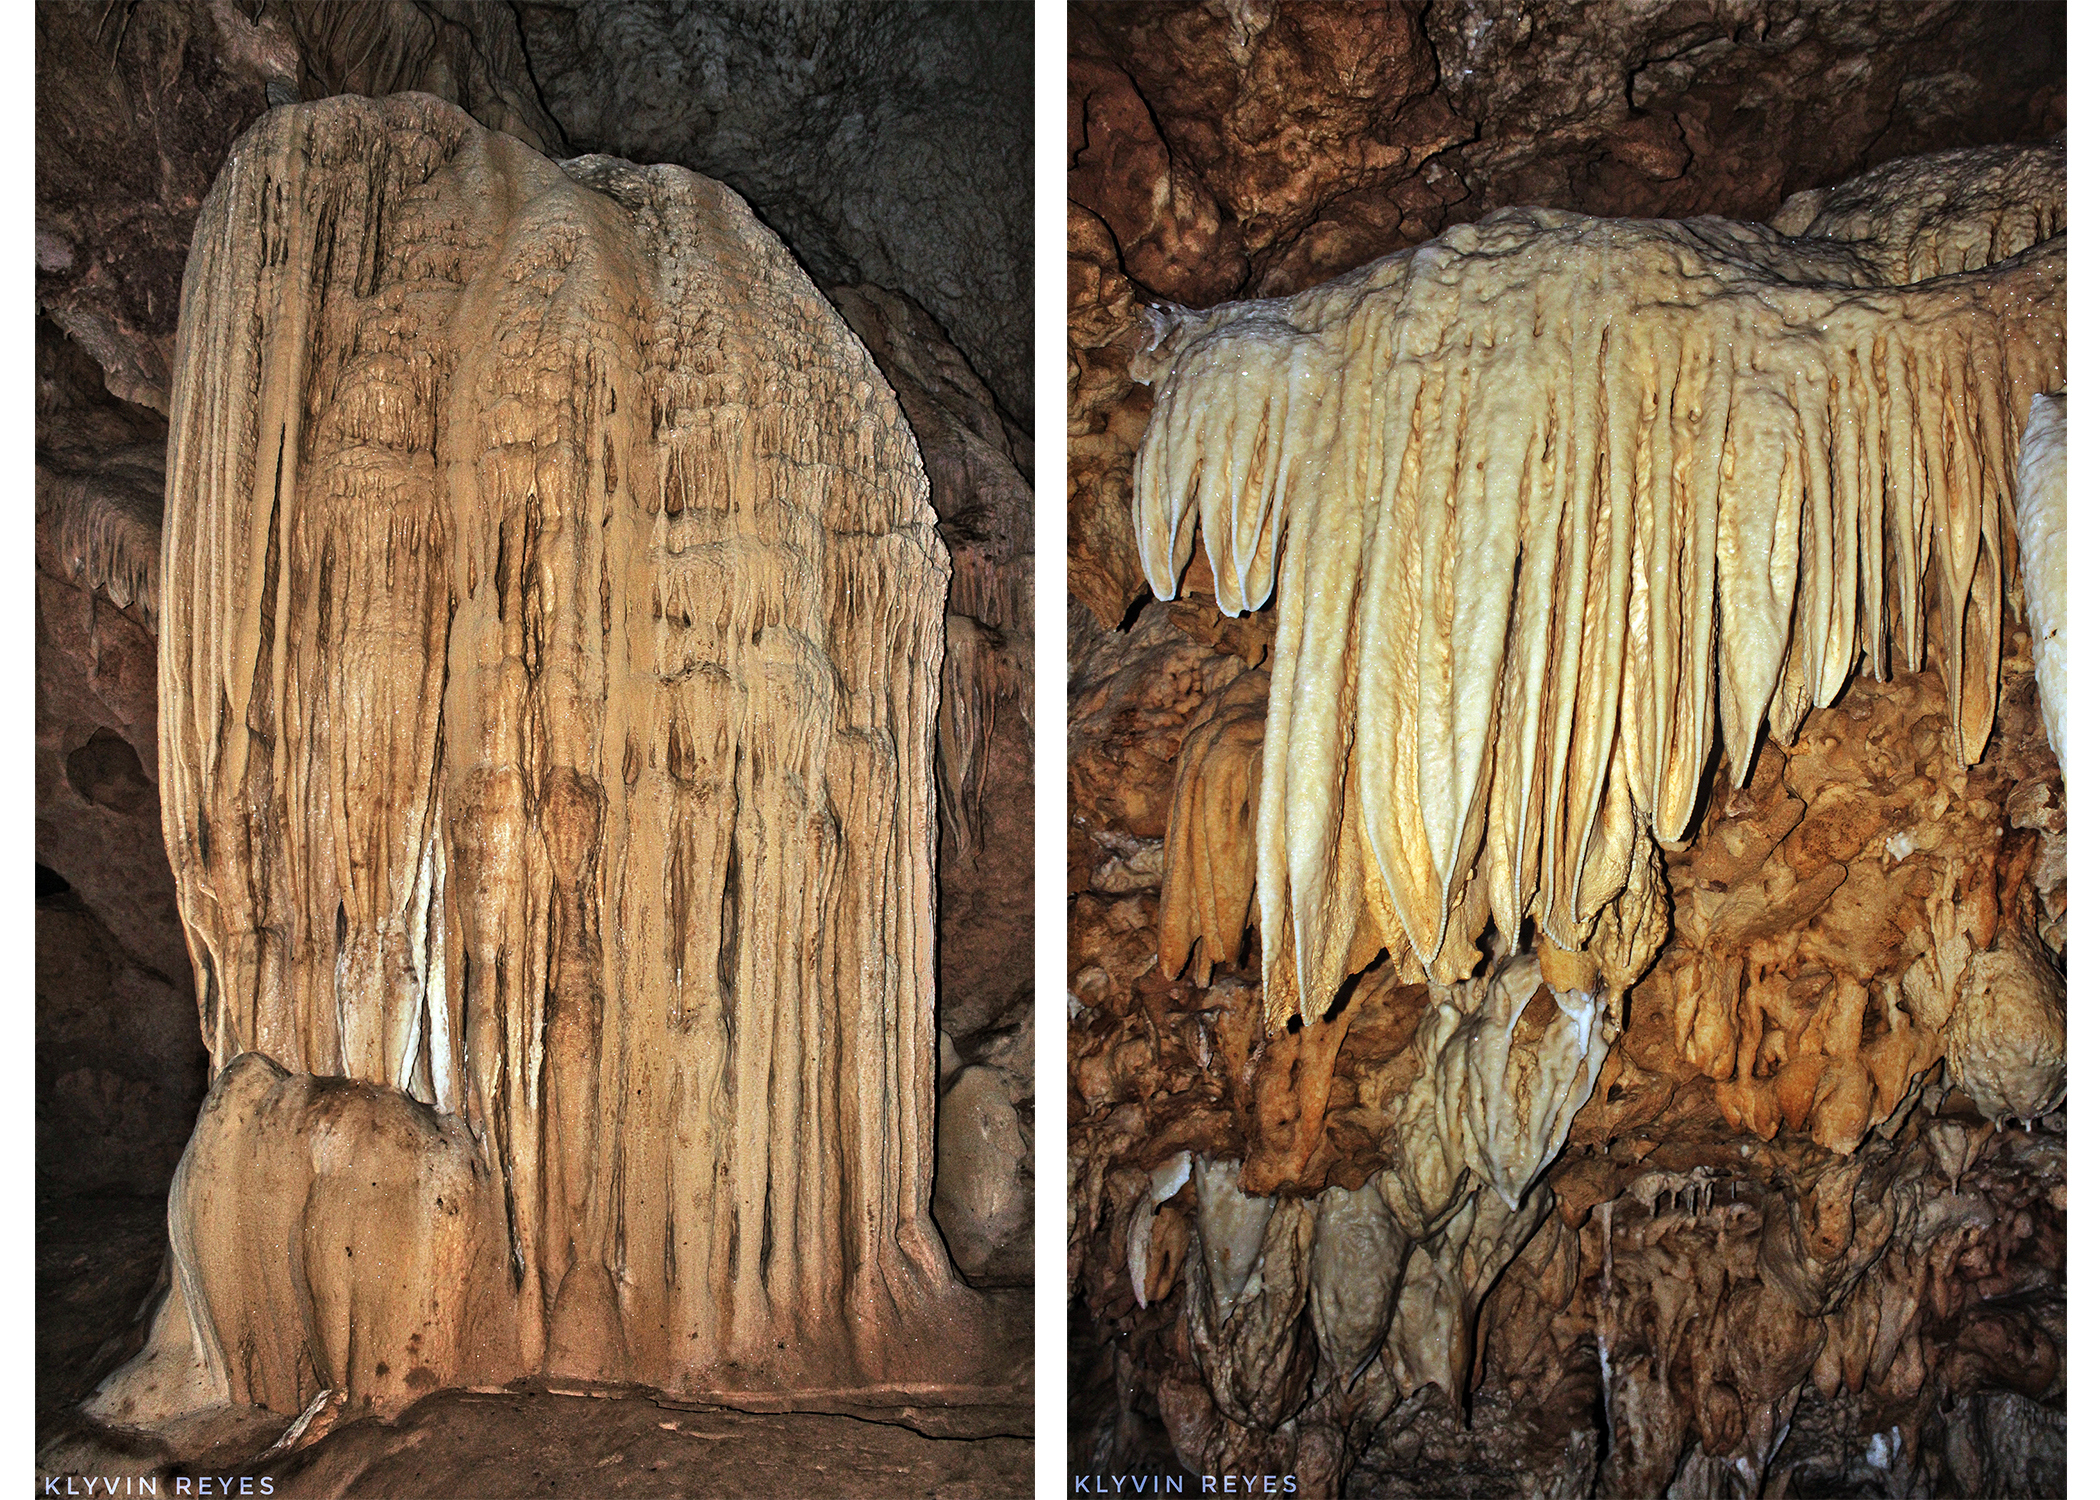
<box><xmin>38</xmin><ymin>7</ymin><xmax>1033</xmax><ymax>1490</ymax></box>
<box><xmin>1069</xmin><ymin>10</ymin><xmax>2066</xmax><ymax>1493</ymax></box>
<box><xmin>1131</xmin><ymin>145</ymin><xmax>2063</xmax><ymax>1026</ymax></box>
<box><xmin>2014</xmin><ymin>392</ymin><xmax>2066</xmax><ymax>764</ymax></box>
<box><xmin>95</xmin><ymin>92</ymin><xmax>991</xmax><ymax>1438</ymax></box>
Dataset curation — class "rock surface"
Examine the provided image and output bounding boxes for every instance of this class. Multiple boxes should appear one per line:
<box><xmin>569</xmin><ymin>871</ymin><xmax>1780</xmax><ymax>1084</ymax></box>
<box><xmin>1070</xmin><ymin>652</ymin><xmax>2064</xmax><ymax>1494</ymax></box>
<box><xmin>37</xmin><ymin>7</ymin><xmax>1035</xmax><ymax>1471</ymax></box>
<box><xmin>96</xmin><ymin>92</ymin><xmax>996</xmax><ymax>1441</ymax></box>
<box><xmin>36</xmin><ymin>314</ymin><xmax>201</xmax><ymax>1198</ymax></box>
<box><xmin>37</xmin><ymin>2</ymin><xmax>1034</xmax><ymax>1322</ymax></box>
<box><xmin>523</xmin><ymin>1</ymin><xmax>1033</xmax><ymax>422</ymax></box>
<box><xmin>1068</xmin><ymin>0</ymin><xmax>2065</xmax><ymax>631</ymax></box>
<box><xmin>1128</xmin><ymin>162</ymin><xmax>2061</xmax><ymax>1024</ymax></box>
<box><xmin>1067</xmin><ymin>9</ymin><xmax>2066</xmax><ymax>1493</ymax></box>
<box><xmin>46</xmin><ymin>1384</ymin><xmax>1032</xmax><ymax>1499</ymax></box>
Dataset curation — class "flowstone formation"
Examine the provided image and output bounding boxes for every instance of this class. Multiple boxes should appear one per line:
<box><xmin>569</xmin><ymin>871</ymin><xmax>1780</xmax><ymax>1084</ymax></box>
<box><xmin>1070</xmin><ymin>132</ymin><xmax>2065</xmax><ymax>1497</ymax></box>
<box><xmin>91</xmin><ymin>92</ymin><xmax>988</xmax><ymax>1442</ymax></box>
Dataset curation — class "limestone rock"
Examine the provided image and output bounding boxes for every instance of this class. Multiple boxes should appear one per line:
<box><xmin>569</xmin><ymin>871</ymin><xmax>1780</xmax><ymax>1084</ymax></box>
<box><xmin>1158</xmin><ymin>668</ymin><xmax>1268</xmax><ymax>987</ymax></box>
<box><xmin>1072</xmin><ymin>1</ymin><xmax>2063</xmax><ymax>312</ymax></box>
<box><xmin>1067</xmin><ymin>204</ymin><xmax>1157</xmax><ymax>629</ymax></box>
<box><xmin>1130</xmin><ymin>160</ymin><xmax>2063</xmax><ymax>1023</ymax></box>
<box><xmin>521</xmin><ymin>1</ymin><xmax>1032</xmax><ymax>419</ymax></box>
<box><xmin>275</xmin><ymin>2</ymin><xmax>563</xmax><ymax>154</ymax></box>
<box><xmin>1070</xmin><ymin>600</ymin><xmax>1250</xmax><ymax>853</ymax></box>
<box><xmin>104</xmin><ymin>93</ymin><xmax>983</xmax><ymax>1431</ymax></box>
<box><xmin>1771</xmin><ymin>140</ymin><xmax>2064</xmax><ymax>282</ymax></box>
<box><xmin>934</xmin><ymin>1058</ymin><xmax>1035</xmax><ymax>1287</ymax></box>
<box><xmin>85</xmin><ymin>1052</ymin><xmax>516</xmax><ymax>1429</ymax></box>
<box><xmin>36</xmin><ymin>0</ymin><xmax>267</xmax><ymax>413</ymax></box>
<box><xmin>1069</xmin><ymin>34</ymin><xmax>2069</xmax><ymax>1486</ymax></box>
<box><xmin>1656</xmin><ymin>667</ymin><xmax>2057</xmax><ymax>1153</ymax></box>
<box><xmin>1943</xmin><ymin>942</ymin><xmax>2065</xmax><ymax>1128</ymax></box>
<box><xmin>37</xmin><ymin>891</ymin><xmax>202</xmax><ymax>1197</ymax></box>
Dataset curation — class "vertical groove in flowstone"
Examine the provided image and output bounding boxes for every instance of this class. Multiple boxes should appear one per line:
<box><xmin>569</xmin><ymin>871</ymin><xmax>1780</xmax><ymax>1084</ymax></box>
<box><xmin>155</xmin><ymin>94</ymin><xmax>961</xmax><ymax>1398</ymax></box>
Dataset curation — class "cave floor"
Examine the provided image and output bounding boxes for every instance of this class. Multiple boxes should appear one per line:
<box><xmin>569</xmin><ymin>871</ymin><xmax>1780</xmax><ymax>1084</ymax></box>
<box><xmin>223</xmin><ymin>1386</ymin><xmax>1034</xmax><ymax>1499</ymax></box>
<box><xmin>37</xmin><ymin>1205</ymin><xmax>1034</xmax><ymax>1499</ymax></box>
<box><xmin>43</xmin><ymin>1382</ymin><xmax>1034</xmax><ymax>1499</ymax></box>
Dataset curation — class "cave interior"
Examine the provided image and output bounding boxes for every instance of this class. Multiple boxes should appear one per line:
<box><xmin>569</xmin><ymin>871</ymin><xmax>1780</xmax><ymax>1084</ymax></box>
<box><xmin>1066</xmin><ymin>4</ymin><xmax>2067</xmax><ymax>1496</ymax></box>
<box><xmin>36</xmin><ymin>2</ymin><xmax>1034</xmax><ymax>1492</ymax></box>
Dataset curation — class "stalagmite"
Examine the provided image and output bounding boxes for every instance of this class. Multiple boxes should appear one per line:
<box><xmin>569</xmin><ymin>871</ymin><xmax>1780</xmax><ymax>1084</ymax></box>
<box><xmin>1127</xmin><ymin>1151</ymin><xmax>1193</xmax><ymax>1309</ymax></box>
<box><xmin>98</xmin><ymin>92</ymin><xmax>978</xmax><ymax>1431</ymax></box>
<box><xmin>1184</xmin><ymin>1161</ymin><xmax>1312</xmax><ymax>1432</ymax></box>
<box><xmin>84</xmin><ymin>1053</ymin><xmax>515</xmax><ymax>1428</ymax></box>
<box><xmin>1130</xmin><ymin>151</ymin><xmax>2065</xmax><ymax>1029</ymax></box>
<box><xmin>1371</xmin><ymin>954</ymin><xmax>1607</xmax><ymax>1227</ymax></box>
<box><xmin>1189</xmin><ymin>1155</ymin><xmax>1277</xmax><ymax>1317</ymax></box>
<box><xmin>2014</xmin><ymin>392</ymin><xmax>2066</xmax><ymax>765</ymax></box>
<box><xmin>1381</xmin><ymin>1177</ymin><xmax>1548</xmax><ymax>1409</ymax></box>
<box><xmin>1170</xmin><ymin>954</ymin><xmax>1609</xmax><ymax>1422</ymax></box>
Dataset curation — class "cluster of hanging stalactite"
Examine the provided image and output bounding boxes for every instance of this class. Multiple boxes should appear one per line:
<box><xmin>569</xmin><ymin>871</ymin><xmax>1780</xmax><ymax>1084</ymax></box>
<box><xmin>1133</xmin><ymin>142</ymin><xmax>2065</xmax><ymax>1032</ymax></box>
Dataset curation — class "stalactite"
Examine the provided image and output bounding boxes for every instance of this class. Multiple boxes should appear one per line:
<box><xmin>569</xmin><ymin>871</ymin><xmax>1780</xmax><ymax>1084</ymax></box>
<box><xmin>937</xmin><ymin>611</ymin><xmax>1027</xmax><ymax>856</ymax></box>
<box><xmin>1104</xmin><ymin>140</ymin><xmax>2067</xmax><ymax>1495</ymax></box>
<box><xmin>35</xmin><ymin>443</ymin><xmax>166</xmax><ymax>622</ymax></box>
<box><xmin>2014</xmin><ymin>392</ymin><xmax>2065</xmax><ymax>765</ymax></box>
<box><xmin>1131</xmin><ymin>149</ymin><xmax>2064</xmax><ymax>1030</ymax></box>
<box><xmin>1157</xmin><ymin>667</ymin><xmax>1269</xmax><ymax>986</ymax></box>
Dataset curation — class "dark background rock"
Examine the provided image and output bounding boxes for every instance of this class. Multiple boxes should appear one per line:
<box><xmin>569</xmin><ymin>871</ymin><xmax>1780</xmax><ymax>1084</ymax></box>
<box><xmin>520</xmin><ymin>0</ymin><xmax>1033</xmax><ymax>424</ymax></box>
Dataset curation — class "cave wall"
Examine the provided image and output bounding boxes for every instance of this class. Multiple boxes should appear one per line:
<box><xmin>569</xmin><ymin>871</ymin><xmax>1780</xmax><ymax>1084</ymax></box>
<box><xmin>1066</xmin><ymin>4</ymin><xmax>2065</xmax><ymax>1494</ymax></box>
